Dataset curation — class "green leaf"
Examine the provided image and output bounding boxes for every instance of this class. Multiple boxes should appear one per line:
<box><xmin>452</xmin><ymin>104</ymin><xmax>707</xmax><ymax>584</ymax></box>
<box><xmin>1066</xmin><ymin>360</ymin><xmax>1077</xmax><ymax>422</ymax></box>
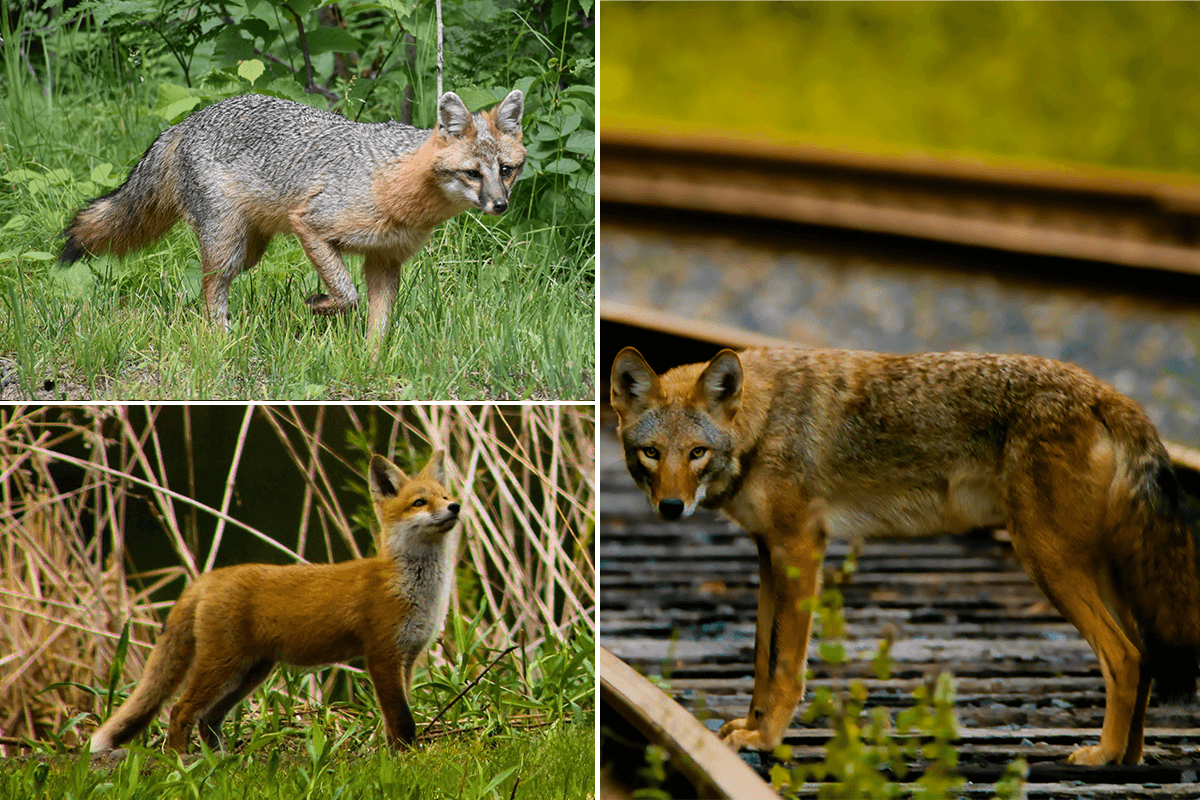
<box><xmin>238</xmin><ymin>58</ymin><xmax>266</xmax><ymax>85</ymax></box>
<box><xmin>304</xmin><ymin>26</ymin><xmax>363</xmax><ymax>56</ymax></box>
<box><xmin>541</xmin><ymin>158</ymin><xmax>581</xmax><ymax>175</ymax></box>
<box><xmin>22</xmin><ymin>251</ymin><xmax>56</xmax><ymax>261</ymax></box>
<box><xmin>454</xmin><ymin>86</ymin><xmax>505</xmax><ymax>111</ymax></box>
<box><xmin>371</xmin><ymin>0</ymin><xmax>419</xmax><ymax>20</ymax></box>
<box><xmin>90</xmin><ymin>163</ymin><xmax>117</xmax><ymax>187</ymax></box>
<box><xmin>818</xmin><ymin>641</ymin><xmax>846</xmax><ymax>665</ymax></box>
<box><xmin>50</xmin><ymin>261</ymin><xmax>95</xmax><ymax>297</ymax></box>
<box><xmin>214</xmin><ymin>28</ymin><xmax>257</xmax><ymax>65</ymax></box>
<box><xmin>557</xmin><ymin>112</ymin><xmax>582</xmax><ymax>137</ymax></box>
<box><xmin>153</xmin><ymin>83</ymin><xmax>202</xmax><ymax>121</ymax></box>
<box><xmin>564</xmin><ymin>130</ymin><xmax>594</xmax><ymax>155</ymax></box>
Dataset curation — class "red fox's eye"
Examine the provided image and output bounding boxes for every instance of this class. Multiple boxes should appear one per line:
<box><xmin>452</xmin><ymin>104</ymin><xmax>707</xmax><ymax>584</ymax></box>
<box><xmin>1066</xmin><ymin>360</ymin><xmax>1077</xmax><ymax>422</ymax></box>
<box><xmin>412</xmin><ymin>498</ymin><xmax>427</xmax><ymax>507</ymax></box>
<box><xmin>690</xmin><ymin>447</ymin><xmax>708</xmax><ymax>460</ymax></box>
<box><xmin>642</xmin><ymin>446</ymin><xmax>659</xmax><ymax>460</ymax></box>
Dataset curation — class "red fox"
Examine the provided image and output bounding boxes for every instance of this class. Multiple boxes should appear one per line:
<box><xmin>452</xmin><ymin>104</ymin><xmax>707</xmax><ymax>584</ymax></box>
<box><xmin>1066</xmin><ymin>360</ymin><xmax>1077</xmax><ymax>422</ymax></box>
<box><xmin>611</xmin><ymin>345</ymin><xmax>1200</xmax><ymax>766</ymax></box>
<box><xmin>88</xmin><ymin>450</ymin><xmax>460</xmax><ymax>753</ymax></box>
<box><xmin>59</xmin><ymin>91</ymin><xmax>525</xmax><ymax>342</ymax></box>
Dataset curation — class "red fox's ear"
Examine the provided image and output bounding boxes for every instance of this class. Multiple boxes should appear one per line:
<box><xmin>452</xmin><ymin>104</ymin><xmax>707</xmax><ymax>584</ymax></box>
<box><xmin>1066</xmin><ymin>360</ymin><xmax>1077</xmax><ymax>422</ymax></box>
<box><xmin>418</xmin><ymin>450</ymin><xmax>448</xmax><ymax>485</ymax></box>
<box><xmin>369</xmin><ymin>455</ymin><xmax>409</xmax><ymax>500</ymax></box>
<box><xmin>611</xmin><ymin>347</ymin><xmax>661</xmax><ymax>420</ymax></box>
<box><xmin>437</xmin><ymin>92</ymin><xmax>475</xmax><ymax>138</ymax></box>
<box><xmin>695</xmin><ymin>349</ymin><xmax>743</xmax><ymax>421</ymax></box>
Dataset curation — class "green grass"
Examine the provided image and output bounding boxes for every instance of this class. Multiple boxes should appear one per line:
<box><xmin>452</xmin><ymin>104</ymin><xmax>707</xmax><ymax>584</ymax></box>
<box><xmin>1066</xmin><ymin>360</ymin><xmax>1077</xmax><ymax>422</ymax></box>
<box><xmin>3</xmin><ymin>623</ymin><xmax>595</xmax><ymax>799</ymax></box>
<box><xmin>1</xmin><ymin>724</ymin><xmax>594</xmax><ymax>799</ymax></box>
<box><xmin>0</xmin><ymin>14</ymin><xmax>594</xmax><ymax>401</ymax></box>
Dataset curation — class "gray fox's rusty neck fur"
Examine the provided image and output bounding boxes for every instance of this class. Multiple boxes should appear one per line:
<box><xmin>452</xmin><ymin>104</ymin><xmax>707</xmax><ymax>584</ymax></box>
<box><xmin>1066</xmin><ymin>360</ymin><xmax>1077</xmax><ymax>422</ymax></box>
<box><xmin>611</xmin><ymin>345</ymin><xmax>1200</xmax><ymax>767</ymax></box>
<box><xmin>59</xmin><ymin>91</ymin><xmax>525</xmax><ymax>343</ymax></box>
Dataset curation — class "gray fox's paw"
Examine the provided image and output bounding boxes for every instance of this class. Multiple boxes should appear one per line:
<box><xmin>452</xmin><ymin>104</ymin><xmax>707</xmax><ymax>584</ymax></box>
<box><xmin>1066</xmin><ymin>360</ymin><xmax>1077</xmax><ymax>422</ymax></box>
<box><xmin>305</xmin><ymin>294</ymin><xmax>350</xmax><ymax>316</ymax></box>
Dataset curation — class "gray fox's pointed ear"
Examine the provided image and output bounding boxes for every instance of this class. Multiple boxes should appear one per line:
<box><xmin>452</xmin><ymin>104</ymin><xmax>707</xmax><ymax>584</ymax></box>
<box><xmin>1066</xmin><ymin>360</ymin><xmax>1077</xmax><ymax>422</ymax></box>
<box><xmin>611</xmin><ymin>347</ymin><xmax>661</xmax><ymax>420</ymax></box>
<box><xmin>494</xmin><ymin>90</ymin><xmax>523</xmax><ymax>135</ymax></box>
<box><xmin>696</xmin><ymin>349</ymin><xmax>743</xmax><ymax>421</ymax></box>
<box><xmin>418</xmin><ymin>449</ymin><xmax>448</xmax><ymax>485</ymax></box>
<box><xmin>437</xmin><ymin>92</ymin><xmax>475</xmax><ymax>137</ymax></box>
<box><xmin>369</xmin><ymin>455</ymin><xmax>408</xmax><ymax>500</ymax></box>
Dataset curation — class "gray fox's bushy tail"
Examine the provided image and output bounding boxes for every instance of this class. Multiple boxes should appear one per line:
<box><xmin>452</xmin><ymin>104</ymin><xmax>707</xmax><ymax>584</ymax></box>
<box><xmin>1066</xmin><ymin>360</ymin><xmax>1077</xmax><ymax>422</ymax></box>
<box><xmin>89</xmin><ymin>587</ymin><xmax>198</xmax><ymax>752</ymax></box>
<box><xmin>60</xmin><ymin>131</ymin><xmax>182</xmax><ymax>265</ymax></box>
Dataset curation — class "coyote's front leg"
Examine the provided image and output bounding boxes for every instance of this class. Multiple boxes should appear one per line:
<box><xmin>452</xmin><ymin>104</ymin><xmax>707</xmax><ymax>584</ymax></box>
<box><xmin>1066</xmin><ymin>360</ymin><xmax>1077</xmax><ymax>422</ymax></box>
<box><xmin>719</xmin><ymin>506</ymin><xmax>826</xmax><ymax>751</ymax></box>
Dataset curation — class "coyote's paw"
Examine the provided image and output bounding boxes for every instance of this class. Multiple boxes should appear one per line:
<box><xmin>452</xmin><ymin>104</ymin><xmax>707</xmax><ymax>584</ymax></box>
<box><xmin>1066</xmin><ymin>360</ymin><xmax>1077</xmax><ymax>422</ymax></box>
<box><xmin>1067</xmin><ymin>744</ymin><xmax>1119</xmax><ymax>766</ymax></box>
<box><xmin>305</xmin><ymin>294</ymin><xmax>350</xmax><ymax>316</ymax></box>
<box><xmin>717</xmin><ymin>718</ymin><xmax>777</xmax><ymax>751</ymax></box>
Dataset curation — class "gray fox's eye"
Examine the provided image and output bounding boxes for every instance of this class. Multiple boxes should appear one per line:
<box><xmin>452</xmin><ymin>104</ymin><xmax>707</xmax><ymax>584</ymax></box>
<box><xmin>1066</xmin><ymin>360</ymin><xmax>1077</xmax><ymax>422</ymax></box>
<box><xmin>642</xmin><ymin>446</ymin><xmax>659</xmax><ymax>460</ymax></box>
<box><xmin>463</xmin><ymin>169</ymin><xmax>482</xmax><ymax>179</ymax></box>
<box><xmin>689</xmin><ymin>447</ymin><xmax>707</xmax><ymax>460</ymax></box>
<box><xmin>500</xmin><ymin>165</ymin><xmax>513</xmax><ymax>177</ymax></box>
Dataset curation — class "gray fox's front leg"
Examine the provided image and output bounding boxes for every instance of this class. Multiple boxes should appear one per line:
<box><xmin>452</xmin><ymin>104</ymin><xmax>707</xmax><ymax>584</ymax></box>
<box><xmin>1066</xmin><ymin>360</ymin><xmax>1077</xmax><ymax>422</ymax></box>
<box><xmin>289</xmin><ymin>211</ymin><xmax>359</xmax><ymax>319</ymax></box>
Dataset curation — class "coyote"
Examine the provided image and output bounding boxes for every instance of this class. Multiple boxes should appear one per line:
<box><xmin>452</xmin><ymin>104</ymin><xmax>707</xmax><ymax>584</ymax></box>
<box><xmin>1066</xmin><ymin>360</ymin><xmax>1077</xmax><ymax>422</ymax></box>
<box><xmin>611</xmin><ymin>345</ymin><xmax>1200</xmax><ymax>766</ymax></box>
<box><xmin>60</xmin><ymin>91</ymin><xmax>525</xmax><ymax>342</ymax></box>
<box><xmin>89</xmin><ymin>451</ymin><xmax>460</xmax><ymax>753</ymax></box>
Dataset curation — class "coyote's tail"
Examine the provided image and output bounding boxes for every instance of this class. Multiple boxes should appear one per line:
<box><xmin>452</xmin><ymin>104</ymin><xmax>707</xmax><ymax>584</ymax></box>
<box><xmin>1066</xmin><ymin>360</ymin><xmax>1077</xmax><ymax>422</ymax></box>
<box><xmin>89</xmin><ymin>585</ymin><xmax>199</xmax><ymax>752</ymax></box>
<box><xmin>1126</xmin><ymin>455</ymin><xmax>1200</xmax><ymax>703</ymax></box>
<box><xmin>60</xmin><ymin>130</ymin><xmax>183</xmax><ymax>266</ymax></box>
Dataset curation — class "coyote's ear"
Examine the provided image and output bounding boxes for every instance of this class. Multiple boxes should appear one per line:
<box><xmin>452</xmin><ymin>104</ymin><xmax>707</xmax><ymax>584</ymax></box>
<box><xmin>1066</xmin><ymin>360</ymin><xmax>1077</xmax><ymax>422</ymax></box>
<box><xmin>417</xmin><ymin>450</ymin><xmax>448</xmax><ymax>485</ymax></box>
<box><xmin>611</xmin><ymin>347</ymin><xmax>662</xmax><ymax>421</ymax></box>
<box><xmin>437</xmin><ymin>92</ymin><xmax>475</xmax><ymax>138</ymax></box>
<box><xmin>493</xmin><ymin>90</ymin><xmax>523</xmax><ymax>136</ymax></box>
<box><xmin>695</xmin><ymin>349</ymin><xmax>742</xmax><ymax>421</ymax></box>
<box><xmin>369</xmin><ymin>455</ymin><xmax>409</xmax><ymax>500</ymax></box>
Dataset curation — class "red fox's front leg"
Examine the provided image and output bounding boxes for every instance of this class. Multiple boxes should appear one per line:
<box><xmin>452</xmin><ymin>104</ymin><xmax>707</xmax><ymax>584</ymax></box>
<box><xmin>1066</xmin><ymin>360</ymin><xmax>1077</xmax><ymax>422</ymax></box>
<box><xmin>719</xmin><ymin>507</ymin><xmax>826</xmax><ymax>751</ymax></box>
<box><xmin>366</xmin><ymin>650</ymin><xmax>416</xmax><ymax>748</ymax></box>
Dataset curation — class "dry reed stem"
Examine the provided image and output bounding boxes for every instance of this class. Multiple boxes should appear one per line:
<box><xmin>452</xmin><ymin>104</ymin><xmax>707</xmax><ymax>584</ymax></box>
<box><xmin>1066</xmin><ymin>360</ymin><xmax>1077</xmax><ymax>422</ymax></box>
<box><xmin>0</xmin><ymin>404</ymin><xmax>594</xmax><ymax>753</ymax></box>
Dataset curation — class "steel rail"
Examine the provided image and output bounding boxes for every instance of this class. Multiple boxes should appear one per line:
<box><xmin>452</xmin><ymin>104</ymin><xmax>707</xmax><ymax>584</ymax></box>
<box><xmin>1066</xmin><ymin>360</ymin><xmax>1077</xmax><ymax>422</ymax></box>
<box><xmin>601</xmin><ymin>128</ymin><xmax>1200</xmax><ymax>275</ymax></box>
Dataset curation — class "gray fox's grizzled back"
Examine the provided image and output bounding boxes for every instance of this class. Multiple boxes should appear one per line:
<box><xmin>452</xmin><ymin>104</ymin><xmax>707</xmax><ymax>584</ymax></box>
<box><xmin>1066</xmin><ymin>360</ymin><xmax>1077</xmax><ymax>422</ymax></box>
<box><xmin>58</xmin><ymin>90</ymin><xmax>526</xmax><ymax>262</ymax></box>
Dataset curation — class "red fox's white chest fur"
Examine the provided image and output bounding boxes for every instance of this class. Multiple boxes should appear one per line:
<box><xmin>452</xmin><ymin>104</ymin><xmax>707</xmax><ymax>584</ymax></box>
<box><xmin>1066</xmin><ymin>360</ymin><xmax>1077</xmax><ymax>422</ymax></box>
<box><xmin>89</xmin><ymin>450</ymin><xmax>460</xmax><ymax>754</ymax></box>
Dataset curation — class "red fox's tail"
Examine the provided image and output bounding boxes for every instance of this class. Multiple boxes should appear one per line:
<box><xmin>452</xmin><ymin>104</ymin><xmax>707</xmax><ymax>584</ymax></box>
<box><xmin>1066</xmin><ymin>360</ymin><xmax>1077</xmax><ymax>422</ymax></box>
<box><xmin>1127</xmin><ymin>457</ymin><xmax>1200</xmax><ymax>703</ymax></box>
<box><xmin>89</xmin><ymin>585</ymin><xmax>199</xmax><ymax>752</ymax></box>
<box><xmin>60</xmin><ymin>131</ymin><xmax>183</xmax><ymax>265</ymax></box>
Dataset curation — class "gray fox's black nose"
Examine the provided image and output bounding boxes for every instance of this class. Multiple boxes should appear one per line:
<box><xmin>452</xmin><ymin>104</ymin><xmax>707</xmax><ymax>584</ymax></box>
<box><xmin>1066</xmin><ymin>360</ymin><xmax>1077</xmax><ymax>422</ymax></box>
<box><xmin>490</xmin><ymin>199</ymin><xmax>508</xmax><ymax>214</ymax></box>
<box><xmin>659</xmin><ymin>499</ymin><xmax>685</xmax><ymax>520</ymax></box>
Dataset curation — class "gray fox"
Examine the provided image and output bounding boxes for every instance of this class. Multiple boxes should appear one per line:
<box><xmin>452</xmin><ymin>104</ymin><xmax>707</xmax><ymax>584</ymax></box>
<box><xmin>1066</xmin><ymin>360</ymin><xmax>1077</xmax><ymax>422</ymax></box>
<box><xmin>59</xmin><ymin>91</ymin><xmax>525</xmax><ymax>342</ymax></box>
<box><xmin>611</xmin><ymin>345</ymin><xmax>1200</xmax><ymax>766</ymax></box>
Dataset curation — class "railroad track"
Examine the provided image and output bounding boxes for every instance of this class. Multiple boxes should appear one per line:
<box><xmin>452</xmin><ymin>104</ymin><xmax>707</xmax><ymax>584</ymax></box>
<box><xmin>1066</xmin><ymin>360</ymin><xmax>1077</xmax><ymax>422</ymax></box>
<box><xmin>599</xmin><ymin>422</ymin><xmax>1200</xmax><ymax>798</ymax></box>
<box><xmin>600</xmin><ymin>129</ymin><xmax>1200</xmax><ymax>276</ymax></box>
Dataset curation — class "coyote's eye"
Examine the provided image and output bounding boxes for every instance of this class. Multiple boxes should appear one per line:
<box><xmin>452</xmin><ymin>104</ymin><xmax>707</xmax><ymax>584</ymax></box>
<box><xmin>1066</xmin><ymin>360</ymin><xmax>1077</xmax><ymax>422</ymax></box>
<box><xmin>412</xmin><ymin>498</ymin><xmax>427</xmax><ymax>507</ymax></box>
<box><xmin>689</xmin><ymin>447</ymin><xmax>708</xmax><ymax>460</ymax></box>
<box><xmin>641</xmin><ymin>446</ymin><xmax>660</xmax><ymax>460</ymax></box>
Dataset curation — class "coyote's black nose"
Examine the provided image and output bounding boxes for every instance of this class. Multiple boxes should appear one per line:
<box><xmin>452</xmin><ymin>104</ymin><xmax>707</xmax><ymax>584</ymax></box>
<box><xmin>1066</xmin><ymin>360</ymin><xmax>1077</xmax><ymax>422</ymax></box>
<box><xmin>658</xmin><ymin>499</ymin><xmax>685</xmax><ymax>520</ymax></box>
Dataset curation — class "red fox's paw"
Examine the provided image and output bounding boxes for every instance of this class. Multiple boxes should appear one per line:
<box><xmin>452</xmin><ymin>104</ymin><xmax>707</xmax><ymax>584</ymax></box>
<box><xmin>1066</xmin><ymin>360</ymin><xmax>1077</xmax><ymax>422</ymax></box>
<box><xmin>717</xmin><ymin>718</ymin><xmax>777</xmax><ymax>751</ymax></box>
<box><xmin>1067</xmin><ymin>744</ymin><xmax>1120</xmax><ymax>766</ymax></box>
<box><xmin>305</xmin><ymin>294</ymin><xmax>350</xmax><ymax>316</ymax></box>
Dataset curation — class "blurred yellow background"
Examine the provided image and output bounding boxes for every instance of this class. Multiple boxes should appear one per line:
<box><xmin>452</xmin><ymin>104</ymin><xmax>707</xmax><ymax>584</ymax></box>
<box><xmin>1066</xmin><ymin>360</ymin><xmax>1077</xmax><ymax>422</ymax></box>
<box><xmin>600</xmin><ymin>2</ymin><xmax>1200</xmax><ymax>173</ymax></box>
